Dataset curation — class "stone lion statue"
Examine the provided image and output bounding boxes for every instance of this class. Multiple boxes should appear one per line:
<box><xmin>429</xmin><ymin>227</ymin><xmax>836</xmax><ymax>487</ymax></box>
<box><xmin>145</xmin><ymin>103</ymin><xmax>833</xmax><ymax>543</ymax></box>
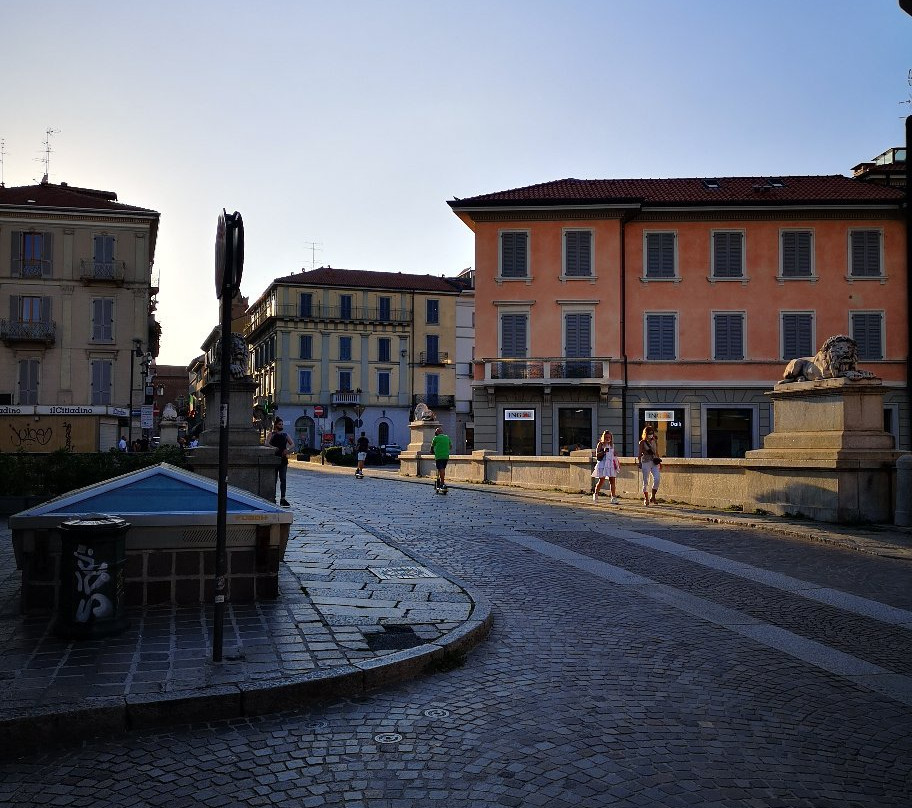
<box><xmin>211</xmin><ymin>332</ymin><xmax>250</xmax><ymax>380</ymax></box>
<box><xmin>162</xmin><ymin>402</ymin><xmax>178</xmax><ymax>422</ymax></box>
<box><xmin>778</xmin><ymin>334</ymin><xmax>876</xmax><ymax>384</ymax></box>
<box><xmin>413</xmin><ymin>402</ymin><xmax>436</xmax><ymax>422</ymax></box>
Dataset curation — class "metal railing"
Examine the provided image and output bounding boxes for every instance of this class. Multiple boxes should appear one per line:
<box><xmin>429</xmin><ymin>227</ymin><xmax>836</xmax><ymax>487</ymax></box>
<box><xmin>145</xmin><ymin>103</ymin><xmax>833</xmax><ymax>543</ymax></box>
<box><xmin>412</xmin><ymin>394</ymin><xmax>455</xmax><ymax>409</ymax></box>
<box><xmin>331</xmin><ymin>390</ymin><xmax>361</xmax><ymax>405</ymax></box>
<box><xmin>79</xmin><ymin>260</ymin><xmax>126</xmax><ymax>283</ymax></box>
<box><xmin>248</xmin><ymin>303</ymin><xmax>411</xmax><ymax>332</ymax></box>
<box><xmin>482</xmin><ymin>357</ymin><xmax>610</xmax><ymax>381</ymax></box>
<box><xmin>11</xmin><ymin>259</ymin><xmax>51</xmax><ymax>278</ymax></box>
<box><xmin>418</xmin><ymin>351</ymin><xmax>449</xmax><ymax>365</ymax></box>
<box><xmin>0</xmin><ymin>319</ymin><xmax>57</xmax><ymax>344</ymax></box>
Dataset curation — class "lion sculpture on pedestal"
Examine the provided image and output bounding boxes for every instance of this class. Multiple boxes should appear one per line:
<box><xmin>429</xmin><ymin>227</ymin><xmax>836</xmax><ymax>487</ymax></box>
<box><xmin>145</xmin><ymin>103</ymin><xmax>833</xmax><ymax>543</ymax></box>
<box><xmin>778</xmin><ymin>334</ymin><xmax>876</xmax><ymax>384</ymax></box>
<box><xmin>413</xmin><ymin>402</ymin><xmax>436</xmax><ymax>422</ymax></box>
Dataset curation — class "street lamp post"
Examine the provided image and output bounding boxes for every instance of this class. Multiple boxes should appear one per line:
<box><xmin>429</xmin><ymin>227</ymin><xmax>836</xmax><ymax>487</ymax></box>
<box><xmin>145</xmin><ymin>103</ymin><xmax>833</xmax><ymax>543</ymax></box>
<box><xmin>128</xmin><ymin>338</ymin><xmax>143</xmax><ymax>444</ymax></box>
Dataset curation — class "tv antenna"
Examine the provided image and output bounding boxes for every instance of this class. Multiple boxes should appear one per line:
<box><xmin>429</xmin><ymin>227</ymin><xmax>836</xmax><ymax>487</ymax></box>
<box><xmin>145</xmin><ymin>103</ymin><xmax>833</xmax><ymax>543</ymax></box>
<box><xmin>901</xmin><ymin>68</ymin><xmax>912</xmax><ymax>114</ymax></box>
<box><xmin>35</xmin><ymin>127</ymin><xmax>60</xmax><ymax>182</ymax></box>
<box><xmin>303</xmin><ymin>241</ymin><xmax>323</xmax><ymax>270</ymax></box>
<box><xmin>0</xmin><ymin>139</ymin><xmax>6</xmax><ymax>187</ymax></box>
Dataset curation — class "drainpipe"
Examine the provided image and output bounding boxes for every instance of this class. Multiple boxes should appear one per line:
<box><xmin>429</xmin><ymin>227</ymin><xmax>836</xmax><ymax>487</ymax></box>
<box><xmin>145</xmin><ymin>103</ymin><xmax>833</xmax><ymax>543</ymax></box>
<box><xmin>906</xmin><ymin>115</ymin><xmax>912</xmax><ymax>451</ymax></box>
<box><xmin>619</xmin><ymin>206</ymin><xmax>641</xmax><ymax>456</ymax></box>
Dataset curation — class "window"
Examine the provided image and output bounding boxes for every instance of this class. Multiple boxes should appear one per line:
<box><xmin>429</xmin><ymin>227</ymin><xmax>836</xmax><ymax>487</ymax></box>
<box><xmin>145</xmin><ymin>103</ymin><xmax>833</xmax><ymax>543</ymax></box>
<box><xmin>378</xmin><ymin>296</ymin><xmax>391</xmax><ymax>321</ymax></box>
<box><xmin>92</xmin><ymin>298</ymin><xmax>114</xmax><ymax>342</ymax></box>
<box><xmin>426</xmin><ymin>299</ymin><xmax>439</xmax><ymax>324</ymax></box>
<box><xmin>17</xmin><ymin>359</ymin><xmax>39</xmax><ymax>404</ymax></box>
<box><xmin>338</xmin><ymin>370</ymin><xmax>352</xmax><ymax>391</ymax></box>
<box><xmin>645</xmin><ymin>232</ymin><xmax>676</xmax><ymax>278</ymax></box>
<box><xmin>378</xmin><ymin>337</ymin><xmax>391</xmax><ymax>362</ymax></box>
<box><xmin>564</xmin><ymin>231</ymin><xmax>592</xmax><ymax>277</ymax></box>
<box><xmin>564</xmin><ymin>312</ymin><xmax>592</xmax><ymax>377</ymax></box>
<box><xmin>850</xmin><ymin>312</ymin><xmax>884</xmax><ymax>360</ymax></box>
<box><xmin>90</xmin><ymin>359</ymin><xmax>112</xmax><ymax>405</ymax></box>
<box><xmin>705</xmin><ymin>407</ymin><xmax>754</xmax><ymax>458</ymax></box>
<box><xmin>9</xmin><ymin>295</ymin><xmax>52</xmax><ymax>339</ymax></box>
<box><xmin>12</xmin><ymin>231</ymin><xmax>53</xmax><ymax>278</ymax></box>
<box><xmin>19</xmin><ymin>296</ymin><xmax>43</xmax><ymax>322</ymax></box>
<box><xmin>299</xmin><ymin>293</ymin><xmax>312</xmax><ymax>317</ymax></box>
<box><xmin>645</xmin><ymin>313</ymin><xmax>676</xmax><ymax>360</ymax></box>
<box><xmin>425</xmin><ymin>373</ymin><xmax>439</xmax><ymax>398</ymax></box>
<box><xmin>298</xmin><ymin>368</ymin><xmax>312</xmax><ymax>394</ymax></box>
<box><xmin>377</xmin><ymin>370</ymin><xmax>390</xmax><ymax>396</ymax></box>
<box><xmin>500</xmin><ymin>231</ymin><xmax>528</xmax><ymax>278</ymax></box>
<box><xmin>93</xmin><ymin>235</ymin><xmax>116</xmax><ymax>277</ymax></box>
<box><xmin>425</xmin><ymin>334</ymin><xmax>439</xmax><ymax>364</ymax></box>
<box><xmin>713</xmin><ymin>312</ymin><xmax>744</xmax><ymax>361</ymax></box>
<box><xmin>340</xmin><ymin>295</ymin><xmax>352</xmax><ymax>319</ymax></box>
<box><xmin>501</xmin><ymin>312</ymin><xmax>528</xmax><ymax>358</ymax></box>
<box><xmin>300</xmin><ymin>334</ymin><xmax>312</xmax><ymax>359</ymax></box>
<box><xmin>782</xmin><ymin>312</ymin><xmax>814</xmax><ymax>359</ymax></box>
<box><xmin>339</xmin><ymin>336</ymin><xmax>352</xmax><ymax>361</ymax></box>
<box><xmin>712</xmin><ymin>231</ymin><xmax>744</xmax><ymax>279</ymax></box>
<box><xmin>781</xmin><ymin>231</ymin><xmax>813</xmax><ymax>278</ymax></box>
<box><xmin>849</xmin><ymin>230</ymin><xmax>882</xmax><ymax>278</ymax></box>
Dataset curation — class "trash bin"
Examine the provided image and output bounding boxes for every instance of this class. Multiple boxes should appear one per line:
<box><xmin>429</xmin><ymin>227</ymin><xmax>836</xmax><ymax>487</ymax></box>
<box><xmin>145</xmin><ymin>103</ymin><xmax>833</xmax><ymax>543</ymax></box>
<box><xmin>55</xmin><ymin>515</ymin><xmax>130</xmax><ymax>640</ymax></box>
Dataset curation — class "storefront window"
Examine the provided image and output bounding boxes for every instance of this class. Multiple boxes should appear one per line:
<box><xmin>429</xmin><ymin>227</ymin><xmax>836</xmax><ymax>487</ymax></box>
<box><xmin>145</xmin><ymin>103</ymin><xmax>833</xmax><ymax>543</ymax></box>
<box><xmin>557</xmin><ymin>407</ymin><xmax>592</xmax><ymax>454</ymax></box>
<box><xmin>706</xmin><ymin>408</ymin><xmax>753</xmax><ymax>458</ymax></box>
<box><xmin>503</xmin><ymin>409</ymin><xmax>536</xmax><ymax>455</ymax></box>
<box><xmin>638</xmin><ymin>408</ymin><xmax>686</xmax><ymax>458</ymax></box>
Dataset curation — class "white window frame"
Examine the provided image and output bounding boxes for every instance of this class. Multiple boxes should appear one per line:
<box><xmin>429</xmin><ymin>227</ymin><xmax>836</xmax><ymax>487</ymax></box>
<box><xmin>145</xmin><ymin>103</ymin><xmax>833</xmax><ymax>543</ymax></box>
<box><xmin>561</xmin><ymin>228</ymin><xmax>594</xmax><ymax>279</ymax></box>
<box><xmin>496</xmin><ymin>303</ymin><xmax>533</xmax><ymax>358</ymax></box>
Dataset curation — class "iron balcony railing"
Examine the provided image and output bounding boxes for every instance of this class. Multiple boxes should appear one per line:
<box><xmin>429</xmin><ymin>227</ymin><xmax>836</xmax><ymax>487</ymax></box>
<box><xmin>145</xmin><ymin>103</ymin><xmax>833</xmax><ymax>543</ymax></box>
<box><xmin>248</xmin><ymin>303</ymin><xmax>411</xmax><ymax>332</ymax></box>
<box><xmin>418</xmin><ymin>351</ymin><xmax>449</xmax><ymax>366</ymax></box>
<box><xmin>11</xmin><ymin>259</ymin><xmax>52</xmax><ymax>278</ymax></box>
<box><xmin>79</xmin><ymin>260</ymin><xmax>126</xmax><ymax>283</ymax></box>
<box><xmin>412</xmin><ymin>394</ymin><xmax>455</xmax><ymax>409</ymax></box>
<box><xmin>481</xmin><ymin>357</ymin><xmax>611</xmax><ymax>382</ymax></box>
<box><xmin>0</xmin><ymin>319</ymin><xmax>57</xmax><ymax>345</ymax></box>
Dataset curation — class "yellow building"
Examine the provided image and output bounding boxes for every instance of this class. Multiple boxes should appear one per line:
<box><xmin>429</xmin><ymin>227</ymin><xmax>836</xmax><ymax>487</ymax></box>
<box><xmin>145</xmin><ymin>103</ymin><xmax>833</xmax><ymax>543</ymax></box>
<box><xmin>0</xmin><ymin>179</ymin><xmax>160</xmax><ymax>451</ymax></box>
<box><xmin>246</xmin><ymin>267</ymin><xmax>461</xmax><ymax>451</ymax></box>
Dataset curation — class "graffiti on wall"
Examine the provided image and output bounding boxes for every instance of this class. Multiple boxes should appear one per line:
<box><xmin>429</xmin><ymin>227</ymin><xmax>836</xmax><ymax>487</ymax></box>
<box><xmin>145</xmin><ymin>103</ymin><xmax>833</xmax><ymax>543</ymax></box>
<box><xmin>2</xmin><ymin>417</ymin><xmax>93</xmax><ymax>451</ymax></box>
<box><xmin>72</xmin><ymin>544</ymin><xmax>114</xmax><ymax>622</ymax></box>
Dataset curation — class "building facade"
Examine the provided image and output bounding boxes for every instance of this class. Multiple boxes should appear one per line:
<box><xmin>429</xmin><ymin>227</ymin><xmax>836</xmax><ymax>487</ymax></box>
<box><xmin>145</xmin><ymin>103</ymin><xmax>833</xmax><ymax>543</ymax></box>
<box><xmin>0</xmin><ymin>179</ymin><xmax>160</xmax><ymax>451</ymax></box>
<box><xmin>449</xmin><ymin>167</ymin><xmax>908</xmax><ymax>457</ymax></box>
<box><xmin>245</xmin><ymin>267</ymin><xmax>462</xmax><ymax>452</ymax></box>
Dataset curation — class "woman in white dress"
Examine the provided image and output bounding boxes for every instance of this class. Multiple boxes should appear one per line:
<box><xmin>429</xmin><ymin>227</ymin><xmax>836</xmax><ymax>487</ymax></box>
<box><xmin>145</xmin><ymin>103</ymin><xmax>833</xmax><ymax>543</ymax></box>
<box><xmin>592</xmin><ymin>430</ymin><xmax>620</xmax><ymax>504</ymax></box>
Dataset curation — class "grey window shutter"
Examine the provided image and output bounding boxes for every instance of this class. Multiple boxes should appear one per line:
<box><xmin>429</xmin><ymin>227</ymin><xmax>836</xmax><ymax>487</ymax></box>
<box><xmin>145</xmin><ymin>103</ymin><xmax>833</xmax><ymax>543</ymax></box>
<box><xmin>42</xmin><ymin>297</ymin><xmax>52</xmax><ymax>324</ymax></box>
<box><xmin>502</xmin><ymin>313</ymin><xmax>527</xmax><ymax>357</ymax></box>
<box><xmin>565</xmin><ymin>313</ymin><xmax>592</xmax><ymax>357</ymax></box>
<box><xmin>502</xmin><ymin>233</ymin><xmax>527</xmax><ymax>278</ymax></box>
<box><xmin>714</xmin><ymin>232</ymin><xmax>743</xmax><ymax>278</ymax></box>
<box><xmin>851</xmin><ymin>231</ymin><xmax>880</xmax><ymax>277</ymax></box>
<box><xmin>42</xmin><ymin>233</ymin><xmax>53</xmax><ymax>278</ymax></box>
<box><xmin>565</xmin><ymin>232</ymin><xmax>591</xmax><ymax>276</ymax></box>
<box><xmin>646</xmin><ymin>233</ymin><xmax>674</xmax><ymax>278</ymax></box>
<box><xmin>851</xmin><ymin>312</ymin><xmax>883</xmax><ymax>360</ymax></box>
<box><xmin>10</xmin><ymin>295</ymin><xmax>19</xmax><ymax>321</ymax></box>
<box><xmin>10</xmin><ymin>231</ymin><xmax>21</xmax><ymax>277</ymax></box>
<box><xmin>782</xmin><ymin>232</ymin><xmax>812</xmax><ymax>277</ymax></box>
<box><xmin>647</xmin><ymin>314</ymin><xmax>675</xmax><ymax>360</ymax></box>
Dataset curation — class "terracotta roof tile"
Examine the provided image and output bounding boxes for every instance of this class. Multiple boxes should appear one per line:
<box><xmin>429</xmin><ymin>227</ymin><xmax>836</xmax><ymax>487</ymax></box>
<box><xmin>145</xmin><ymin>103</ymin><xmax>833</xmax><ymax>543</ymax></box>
<box><xmin>449</xmin><ymin>175</ymin><xmax>905</xmax><ymax>207</ymax></box>
<box><xmin>0</xmin><ymin>182</ymin><xmax>158</xmax><ymax>215</ymax></box>
<box><xmin>273</xmin><ymin>266</ymin><xmax>463</xmax><ymax>293</ymax></box>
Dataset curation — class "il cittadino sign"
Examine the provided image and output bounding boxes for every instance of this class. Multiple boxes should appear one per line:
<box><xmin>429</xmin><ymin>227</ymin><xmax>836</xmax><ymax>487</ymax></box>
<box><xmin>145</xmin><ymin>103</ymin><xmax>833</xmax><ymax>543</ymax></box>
<box><xmin>0</xmin><ymin>406</ymin><xmax>125</xmax><ymax>452</ymax></box>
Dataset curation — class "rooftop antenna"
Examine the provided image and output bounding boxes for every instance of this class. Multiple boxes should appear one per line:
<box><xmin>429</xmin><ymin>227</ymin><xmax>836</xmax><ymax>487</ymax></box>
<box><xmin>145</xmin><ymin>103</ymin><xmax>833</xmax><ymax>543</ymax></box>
<box><xmin>0</xmin><ymin>139</ymin><xmax>6</xmax><ymax>187</ymax></box>
<box><xmin>36</xmin><ymin>127</ymin><xmax>60</xmax><ymax>183</ymax></box>
<box><xmin>901</xmin><ymin>68</ymin><xmax>912</xmax><ymax>115</ymax></box>
<box><xmin>303</xmin><ymin>241</ymin><xmax>323</xmax><ymax>270</ymax></box>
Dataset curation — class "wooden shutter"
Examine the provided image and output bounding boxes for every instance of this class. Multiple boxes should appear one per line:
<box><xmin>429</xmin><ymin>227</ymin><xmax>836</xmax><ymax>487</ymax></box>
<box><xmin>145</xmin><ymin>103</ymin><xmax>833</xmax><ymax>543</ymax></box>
<box><xmin>851</xmin><ymin>231</ymin><xmax>880</xmax><ymax>277</ymax></box>
<box><xmin>851</xmin><ymin>312</ymin><xmax>883</xmax><ymax>360</ymax></box>
<box><xmin>783</xmin><ymin>313</ymin><xmax>812</xmax><ymax>359</ymax></box>
<box><xmin>565</xmin><ymin>232</ymin><xmax>591</xmax><ymax>276</ymax></box>
<box><xmin>41</xmin><ymin>297</ymin><xmax>52</xmax><ymax>325</ymax></box>
<box><xmin>502</xmin><ymin>233</ymin><xmax>527</xmax><ymax>278</ymax></box>
<box><xmin>647</xmin><ymin>314</ymin><xmax>675</xmax><ymax>360</ymax></box>
<box><xmin>42</xmin><ymin>233</ymin><xmax>53</xmax><ymax>278</ymax></box>
<box><xmin>565</xmin><ymin>313</ymin><xmax>592</xmax><ymax>357</ymax></box>
<box><xmin>714</xmin><ymin>313</ymin><xmax>743</xmax><ymax>360</ymax></box>
<box><xmin>501</xmin><ymin>313</ymin><xmax>527</xmax><ymax>358</ymax></box>
<box><xmin>18</xmin><ymin>359</ymin><xmax>39</xmax><ymax>404</ymax></box>
<box><xmin>646</xmin><ymin>233</ymin><xmax>675</xmax><ymax>278</ymax></box>
<box><xmin>782</xmin><ymin>232</ymin><xmax>812</xmax><ymax>276</ymax></box>
<box><xmin>9</xmin><ymin>295</ymin><xmax>19</xmax><ymax>322</ymax></box>
<box><xmin>714</xmin><ymin>232</ymin><xmax>743</xmax><ymax>278</ymax></box>
<box><xmin>10</xmin><ymin>231</ymin><xmax>21</xmax><ymax>277</ymax></box>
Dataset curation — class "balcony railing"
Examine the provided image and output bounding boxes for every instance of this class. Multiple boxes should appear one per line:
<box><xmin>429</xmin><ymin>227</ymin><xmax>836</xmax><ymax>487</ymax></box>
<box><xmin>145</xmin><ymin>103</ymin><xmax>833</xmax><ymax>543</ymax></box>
<box><xmin>480</xmin><ymin>357</ymin><xmax>610</xmax><ymax>383</ymax></box>
<box><xmin>0</xmin><ymin>319</ymin><xmax>57</xmax><ymax>345</ymax></box>
<box><xmin>419</xmin><ymin>351</ymin><xmax>449</xmax><ymax>366</ymax></box>
<box><xmin>12</xmin><ymin>259</ymin><xmax>51</xmax><ymax>278</ymax></box>
<box><xmin>79</xmin><ymin>260</ymin><xmax>126</xmax><ymax>284</ymax></box>
<box><xmin>331</xmin><ymin>390</ymin><xmax>361</xmax><ymax>406</ymax></box>
<box><xmin>248</xmin><ymin>303</ymin><xmax>411</xmax><ymax>333</ymax></box>
<box><xmin>412</xmin><ymin>394</ymin><xmax>455</xmax><ymax>409</ymax></box>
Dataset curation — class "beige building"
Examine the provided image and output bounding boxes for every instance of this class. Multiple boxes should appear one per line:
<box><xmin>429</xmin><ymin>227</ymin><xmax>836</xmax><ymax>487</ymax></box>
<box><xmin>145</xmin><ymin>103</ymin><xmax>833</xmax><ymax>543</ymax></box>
<box><xmin>0</xmin><ymin>179</ymin><xmax>160</xmax><ymax>451</ymax></box>
<box><xmin>245</xmin><ymin>267</ymin><xmax>462</xmax><ymax>451</ymax></box>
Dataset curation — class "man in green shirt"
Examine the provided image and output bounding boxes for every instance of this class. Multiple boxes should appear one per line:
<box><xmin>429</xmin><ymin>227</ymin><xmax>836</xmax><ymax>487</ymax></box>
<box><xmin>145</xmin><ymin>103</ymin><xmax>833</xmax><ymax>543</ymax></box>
<box><xmin>431</xmin><ymin>427</ymin><xmax>452</xmax><ymax>490</ymax></box>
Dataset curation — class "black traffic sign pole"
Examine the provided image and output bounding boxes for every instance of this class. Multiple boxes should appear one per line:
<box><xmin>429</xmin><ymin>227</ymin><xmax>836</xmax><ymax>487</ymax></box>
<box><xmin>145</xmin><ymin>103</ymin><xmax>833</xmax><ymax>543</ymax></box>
<box><xmin>213</xmin><ymin>210</ymin><xmax>244</xmax><ymax>663</ymax></box>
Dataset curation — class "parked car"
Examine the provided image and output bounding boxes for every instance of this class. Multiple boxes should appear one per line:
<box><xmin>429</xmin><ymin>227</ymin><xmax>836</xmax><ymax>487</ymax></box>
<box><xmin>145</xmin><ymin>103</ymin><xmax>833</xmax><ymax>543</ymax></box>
<box><xmin>365</xmin><ymin>446</ymin><xmax>384</xmax><ymax>465</ymax></box>
<box><xmin>381</xmin><ymin>444</ymin><xmax>403</xmax><ymax>462</ymax></box>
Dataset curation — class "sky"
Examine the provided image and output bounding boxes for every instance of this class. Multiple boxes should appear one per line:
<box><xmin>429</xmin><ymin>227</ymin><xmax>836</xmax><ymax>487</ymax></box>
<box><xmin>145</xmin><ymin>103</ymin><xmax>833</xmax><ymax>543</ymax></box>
<box><xmin>2</xmin><ymin>0</ymin><xmax>910</xmax><ymax>366</ymax></box>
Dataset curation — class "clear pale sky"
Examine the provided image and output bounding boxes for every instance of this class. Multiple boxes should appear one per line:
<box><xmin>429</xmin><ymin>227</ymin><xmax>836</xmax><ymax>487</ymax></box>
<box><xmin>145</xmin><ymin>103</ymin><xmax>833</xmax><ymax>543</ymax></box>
<box><xmin>2</xmin><ymin>1</ymin><xmax>909</xmax><ymax>365</ymax></box>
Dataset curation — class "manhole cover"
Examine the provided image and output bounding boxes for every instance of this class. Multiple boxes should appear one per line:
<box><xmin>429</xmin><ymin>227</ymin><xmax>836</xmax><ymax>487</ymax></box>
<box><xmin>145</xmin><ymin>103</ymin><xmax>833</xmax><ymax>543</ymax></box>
<box><xmin>370</xmin><ymin>565</ymin><xmax>437</xmax><ymax>580</ymax></box>
<box><xmin>423</xmin><ymin>708</ymin><xmax>450</xmax><ymax>718</ymax></box>
<box><xmin>374</xmin><ymin>733</ymin><xmax>403</xmax><ymax>743</ymax></box>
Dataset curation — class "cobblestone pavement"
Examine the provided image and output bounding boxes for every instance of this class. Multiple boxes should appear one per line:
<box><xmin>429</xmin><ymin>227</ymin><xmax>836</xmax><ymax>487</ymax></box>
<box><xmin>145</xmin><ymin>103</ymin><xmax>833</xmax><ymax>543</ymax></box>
<box><xmin>2</xmin><ymin>465</ymin><xmax>911</xmax><ymax>807</ymax></box>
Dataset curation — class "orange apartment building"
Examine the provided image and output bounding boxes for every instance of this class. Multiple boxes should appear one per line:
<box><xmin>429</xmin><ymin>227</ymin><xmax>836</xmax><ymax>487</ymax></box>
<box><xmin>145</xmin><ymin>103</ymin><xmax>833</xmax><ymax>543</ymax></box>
<box><xmin>449</xmin><ymin>157</ymin><xmax>908</xmax><ymax>458</ymax></box>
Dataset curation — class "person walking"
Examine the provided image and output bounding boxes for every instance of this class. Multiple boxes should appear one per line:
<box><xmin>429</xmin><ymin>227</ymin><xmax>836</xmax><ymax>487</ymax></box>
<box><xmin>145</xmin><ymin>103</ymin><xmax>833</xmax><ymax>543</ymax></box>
<box><xmin>431</xmin><ymin>427</ymin><xmax>451</xmax><ymax>491</ymax></box>
<box><xmin>269</xmin><ymin>417</ymin><xmax>294</xmax><ymax>506</ymax></box>
<box><xmin>355</xmin><ymin>431</ymin><xmax>369</xmax><ymax>479</ymax></box>
<box><xmin>592</xmin><ymin>430</ymin><xmax>620</xmax><ymax>504</ymax></box>
<box><xmin>638</xmin><ymin>425</ymin><xmax>661</xmax><ymax>505</ymax></box>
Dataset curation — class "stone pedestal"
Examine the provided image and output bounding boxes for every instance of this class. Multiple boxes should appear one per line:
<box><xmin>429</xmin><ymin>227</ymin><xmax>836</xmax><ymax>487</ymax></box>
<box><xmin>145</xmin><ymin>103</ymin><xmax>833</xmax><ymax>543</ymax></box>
<box><xmin>189</xmin><ymin>378</ymin><xmax>280</xmax><ymax>501</ymax></box>
<box><xmin>159</xmin><ymin>420</ymin><xmax>180</xmax><ymax>446</ymax></box>
<box><xmin>399</xmin><ymin>420</ymin><xmax>440</xmax><ymax>478</ymax></box>
<box><xmin>744</xmin><ymin>377</ymin><xmax>898</xmax><ymax>523</ymax></box>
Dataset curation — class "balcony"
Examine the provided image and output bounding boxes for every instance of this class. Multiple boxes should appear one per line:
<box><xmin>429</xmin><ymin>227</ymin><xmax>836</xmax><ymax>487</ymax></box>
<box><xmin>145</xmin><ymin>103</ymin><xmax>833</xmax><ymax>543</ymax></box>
<box><xmin>12</xmin><ymin>259</ymin><xmax>51</xmax><ymax>279</ymax></box>
<box><xmin>331</xmin><ymin>390</ymin><xmax>361</xmax><ymax>406</ymax></box>
<box><xmin>412</xmin><ymin>394</ymin><xmax>455</xmax><ymax>410</ymax></box>
<box><xmin>419</xmin><ymin>351</ymin><xmax>449</xmax><ymax>366</ymax></box>
<box><xmin>479</xmin><ymin>357</ymin><xmax>611</xmax><ymax>384</ymax></box>
<box><xmin>79</xmin><ymin>260</ymin><xmax>126</xmax><ymax>285</ymax></box>
<box><xmin>0</xmin><ymin>319</ymin><xmax>57</xmax><ymax>346</ymax></box>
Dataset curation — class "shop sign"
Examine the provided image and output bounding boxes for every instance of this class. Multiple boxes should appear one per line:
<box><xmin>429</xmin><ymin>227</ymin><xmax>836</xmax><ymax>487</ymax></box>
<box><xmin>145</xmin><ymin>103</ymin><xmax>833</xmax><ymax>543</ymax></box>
<box><xmin>504</xmin><ymin>409</ymin><xmax>535</xmax><ymax>421</ymax></box>
<box><xmin>644</xmin><ymin>410</ymin><xmax>675</xmax><ymax>422</ymax></box>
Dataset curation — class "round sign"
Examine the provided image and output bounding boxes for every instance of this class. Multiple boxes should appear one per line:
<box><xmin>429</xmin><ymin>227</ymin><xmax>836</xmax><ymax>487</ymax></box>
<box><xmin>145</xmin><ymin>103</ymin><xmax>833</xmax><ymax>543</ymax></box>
<box><xmin>214</xmin><ymin>210</ymin><xmax>244</xmax><ymax>299</ymax></box>
<box><xmin>313</xmin><ymin>405</ymin><xmax>325</xmax><ymax>417</ymax></box>
<box><xmin>214</xmin><ymin>211</ymin><xmax>227</xmax><ymax>298</ymax></box>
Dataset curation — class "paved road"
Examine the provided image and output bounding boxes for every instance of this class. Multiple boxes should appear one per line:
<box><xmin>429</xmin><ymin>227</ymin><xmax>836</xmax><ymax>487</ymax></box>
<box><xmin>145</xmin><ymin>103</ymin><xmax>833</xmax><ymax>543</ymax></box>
<box><xmin>2</xmin><ymin>465</ymin><xmax>911</xmax><ymax>807</ymax></box>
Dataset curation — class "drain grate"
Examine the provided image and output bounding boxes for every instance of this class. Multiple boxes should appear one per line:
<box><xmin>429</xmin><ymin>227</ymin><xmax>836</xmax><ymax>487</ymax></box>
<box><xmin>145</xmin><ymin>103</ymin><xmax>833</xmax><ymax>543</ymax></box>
<box><xmin>364</xmin><ymin>624</ymin><xmax>426</xmax><ymax>651</ymax></box>
<box><xmin>370</xmin><ymin>565</ymin><xmax>437</xmax><ymax>580</ymax></box>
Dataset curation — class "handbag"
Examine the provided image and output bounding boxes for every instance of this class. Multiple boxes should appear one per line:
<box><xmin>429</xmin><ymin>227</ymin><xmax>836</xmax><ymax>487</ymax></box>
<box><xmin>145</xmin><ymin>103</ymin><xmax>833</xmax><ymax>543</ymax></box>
<box><xmin>596</xmin><ymin>449</ymin><xmax>605</xmax><ymax>461</ymax></box>
<box><xmin>653</xmin><ymin>456</ymin><xmax>662</xmax><ymax>464</ymax></box>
